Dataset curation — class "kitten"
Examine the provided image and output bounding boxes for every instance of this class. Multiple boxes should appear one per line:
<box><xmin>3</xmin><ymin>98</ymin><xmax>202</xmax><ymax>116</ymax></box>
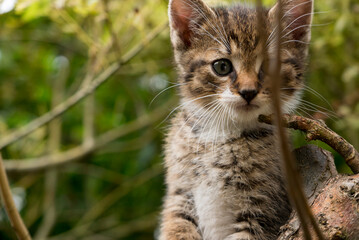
<box><xmin>160</xmin><ymin>0</ymin><xmax>313</xmax><ymax>239</ymax></box>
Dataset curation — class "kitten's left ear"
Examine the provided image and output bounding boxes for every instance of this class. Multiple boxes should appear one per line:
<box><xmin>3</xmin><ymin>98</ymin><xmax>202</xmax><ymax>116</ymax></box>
<box><xmin>269</xmin><ymin>0</ymin><xmax>313</xmax><ymax>42</ymax></box>
<box><xmin>168</xmin><ymin>0</ymin><xmax>215</xmax><ymax>49</ymax></box>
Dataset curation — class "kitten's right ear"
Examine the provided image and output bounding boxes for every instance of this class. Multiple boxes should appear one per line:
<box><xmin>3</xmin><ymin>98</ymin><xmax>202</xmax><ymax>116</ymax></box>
<box><xmin>169</xmin><ymin>0</ymin><xmax>214</xmax><ymax>48</ymax></box>
<box><xmin>269</xmin><ymin>0</ymin><xmax>313</xmax><ymax>43</ymax></box>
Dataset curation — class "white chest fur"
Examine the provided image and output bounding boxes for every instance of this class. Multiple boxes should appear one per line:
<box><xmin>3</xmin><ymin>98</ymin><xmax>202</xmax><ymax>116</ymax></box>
<box><xmin>194</xmin><ymin>181</ymin><xmax>236</xmax><ymax>240</ymax></box>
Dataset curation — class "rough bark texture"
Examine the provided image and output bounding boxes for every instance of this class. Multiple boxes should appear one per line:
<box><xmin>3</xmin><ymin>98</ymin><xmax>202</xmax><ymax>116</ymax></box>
<box><xmin>278</xmin><ymin>145</ymin><xmax>359</xmax><ymax>240</ymax></box>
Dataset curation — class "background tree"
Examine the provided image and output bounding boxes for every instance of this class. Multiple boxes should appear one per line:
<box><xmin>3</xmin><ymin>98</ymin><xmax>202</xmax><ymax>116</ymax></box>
<box><xmin>0</xmin><ymin>0</ymin><xmax>358</xmax><ymax>239</ymax></box>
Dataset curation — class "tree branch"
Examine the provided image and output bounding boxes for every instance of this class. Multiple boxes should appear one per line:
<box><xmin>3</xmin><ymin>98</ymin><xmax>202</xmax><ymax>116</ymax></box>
<box><xmin>0</xmin><ymin>153</ymin><xmax>31</xmax><ymax>240</ymax></box>
<box><xmin>0</xmin><ymin>22</ymin><xmax>168</xmax><ymax>150</ymax></box>
<box><xmin>34</xmin><ymin>55</ymin><xmax>68</xmax><ymax>240</ymax></box>
<box><xmin>278</xmin><ymin>145</ymin><xmax>359</xmax><ymax>239</ymax></box>
<box><xmin>258</xmin><ymin>114</ymin><xmax>359</xmax><ymax>174</ymax></box>
<box><xmin>3</xmin><ymin>97</ymin><xmax>176</xmax><ymax>173</ymax></box>
<box><xmin>266</xmin><ymin>0</ymin><xmax>323</xmax><ymax>238</ymax></box>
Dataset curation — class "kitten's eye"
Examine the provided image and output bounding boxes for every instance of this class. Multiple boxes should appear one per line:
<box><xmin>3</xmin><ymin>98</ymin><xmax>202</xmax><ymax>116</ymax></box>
<box><xmin>212</xmin><ymin>59</ymin><xmax>233</xmax><ymax>76</ymax></box>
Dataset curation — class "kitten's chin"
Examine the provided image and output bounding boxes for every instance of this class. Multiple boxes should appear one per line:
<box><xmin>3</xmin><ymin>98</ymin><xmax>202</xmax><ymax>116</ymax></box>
<box><xmin>233</xmin><ymin>103</ymin><xmax>260</xmax><ymax>112</ymax></box>
<box><xmin>229</xmin><ymin>104</ymin><xmax>272</xmax><ymax>130</ymax></box>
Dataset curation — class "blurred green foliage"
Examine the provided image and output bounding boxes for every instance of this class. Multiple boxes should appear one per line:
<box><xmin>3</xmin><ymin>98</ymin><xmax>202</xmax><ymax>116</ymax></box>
<box><xmin>0</xmin><ymin>0</ymin><xmax>358</xmax><ymax>239</ymax></box>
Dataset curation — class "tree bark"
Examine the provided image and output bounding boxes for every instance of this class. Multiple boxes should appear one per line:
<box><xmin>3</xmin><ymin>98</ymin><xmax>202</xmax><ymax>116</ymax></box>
<box><xmin>278</xmin><ymin>145</ymin><xmax>359</xmax><ymax>240</ymax></box>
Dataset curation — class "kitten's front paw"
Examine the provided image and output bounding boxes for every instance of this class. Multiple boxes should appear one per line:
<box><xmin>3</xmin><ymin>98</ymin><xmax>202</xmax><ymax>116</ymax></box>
<box><xmin>224</xmin><ymin>232</ymin><xmax>255</xmax><ymax>240</ymax></box>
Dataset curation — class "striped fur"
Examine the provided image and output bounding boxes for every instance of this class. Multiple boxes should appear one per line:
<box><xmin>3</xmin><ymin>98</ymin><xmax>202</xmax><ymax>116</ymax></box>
<box><xmin>160</xmin><ymin>0</ymin><xmax>313</xmax><ymax>239</ymax></box>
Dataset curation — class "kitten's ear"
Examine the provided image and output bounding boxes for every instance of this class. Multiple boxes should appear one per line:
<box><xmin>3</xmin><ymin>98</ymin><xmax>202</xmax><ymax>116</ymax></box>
<box><xmin>169</xmin><ymin>0</ymin><xmax>214</xmax><ymax>48</ymax></box>
<box><xmin>269</xmin><ymin>0</ymin><xmax>313</xmax><ymax>42</ymax></box>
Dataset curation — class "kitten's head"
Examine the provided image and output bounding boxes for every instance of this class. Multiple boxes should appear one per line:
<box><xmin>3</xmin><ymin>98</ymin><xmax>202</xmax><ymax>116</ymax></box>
<box><xmin>169</xmin><ymin>0</ymin><xmax>313</xmax><ymax>131</ymax></box>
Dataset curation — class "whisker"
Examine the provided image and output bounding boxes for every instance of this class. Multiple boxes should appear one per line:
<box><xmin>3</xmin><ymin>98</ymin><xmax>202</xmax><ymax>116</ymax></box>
<box><xmin>216</xmin><ymin>10</ymin><xmax>231</xmax><ymax>51</ymax></box>
<box><xmin>191</xmin><ymin>100</ymin><xmax>220</xmax><ymax>133</ymax></box>
<box><xmin>212</xmin><ymin>104</ymin><xmax>227</xmax><ymax>152</ymax></box>
<box><xmin>176</xmin><ymin>100</ymin><xmax>219</xmax><ymax>138</ymax></box>
<box><xmin>172</xmin><ymin>12</ymin><xmax>228</xmax><ymax>49</ymax></box>
<box><xmin>208</xmin><ymin>82</ymin><xmax>225</xmax><ymax>91</ymax></box>
<box><xmin>281</xmin><ymin>39</ymin><xmax>310</xmax><ymax>45</ymax></box>
<box><xmin>298</xmin><ymin>104</ymin><xmax>338</xmax><ymax>121</ymax></box>
<box><xmin>207</xmin><ymin>47</ymin><xmax>226</xmax><ymax>52</ymax></box>
<box><xmin>189</xmin><ymin>0</ymin><xmax>232</xmax><ymax>51</ymax></box>
<box><xmin>281</xmin><ymin>23</ymin><xmax>332</xmax><ymax>40</ymax></box>
<box><xmin>282</xmin><ymin>1</ymin><xmax>313</xmax><ymax>19</ymax></box>
<box><xmin>149</xmin><ymin>83</ymin><xmax>186</xmax><ymax>107</ymax></box>
<box><xmin>302</xmin><ymin>85</ymin><xmax>334</xmax><ymax>111</ymax></box>
<box><xmin>299</xmin><ymin>99</ymin><xmax>337</xmax><ymax>116</ymax></box>
<box><xmin>210</xmin><ymin>105</ymin><xmax>222</xmax><ymax>152</ymax></box>
<box><xmin>196</xmin><ymin>102</ymin><xmax>222</xmax><ymax>152</ymax></box>
<box><xmin>294</xmin><ymin>106</ymin><xmax>315</xmax><ymax>118</ymax></box>
<box><xmin>280</xmin><ymin>93</ymin><xmax>338</xmax><ymax>120</ymax></box>
<box><xmin>203</xmin><ymin>102</ymin><xmax>223</xmax><ymax>150</ymax></box>
<box><xmin>158</xmin><ymin>93</ymin><xmax>221</xmax><ymax>127</ymax></box>
<box><xmin>282</xmin><ymin>11</ymin><xmax>331</xmax><ymax>35</ymax></box>
<box><xmin>228</xmin><ymin>102</ymin><xmax>242</xmax><ymax>132</ymax></box>
<box><xmin>191</xmin><ymin>100</ymin><xmax>220</xmax><ymax>138</ymax></box>
<box><xmin>293</xmin><ymin>108</ymin><xmax>313</xmax><ymax>119</ymax></box>
<box><xmin>181</xmin><ymin>0</ymin><xmax>231</xmax><ymax>52</ymax></box>
<box><xmin>267</xmin><ymin>11</ymin><xmax>332</xmax><ymax>48</ymax></box>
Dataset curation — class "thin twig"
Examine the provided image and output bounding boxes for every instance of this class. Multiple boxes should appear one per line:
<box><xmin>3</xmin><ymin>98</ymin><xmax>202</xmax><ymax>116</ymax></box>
<box><xmin>269</xmin><ymin>1</ymin><xmax>324</xmax><ymax>239</ymax></box>
<box><xmin>259</xmin><ymin>114</ymin><xmax>359</xmax><ymax>174</ymax></box>
<box><xmin>0</xmin><ymin>22</ymin><xmax>168</xmax><ymax>150</ymax></box>
<box><xmin>270</xmin><ymin>3</ymin><xmax>311</xmax><ymax>239</ymax></box>
<box><xmin>0</xmin><ymin>153</ymin><xmax>31</xmax><ymax>240</ymax></box>
<box><xmin>255</xmin><ymin>2</ymin><xmax>311</xmax><ymax>237</ymax></box>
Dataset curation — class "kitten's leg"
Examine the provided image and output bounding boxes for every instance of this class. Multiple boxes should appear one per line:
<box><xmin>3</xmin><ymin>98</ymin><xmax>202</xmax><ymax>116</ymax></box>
<box><xmin>224</xmin><ymin>215</ymin><xmax>278</xmax><ymax>240</ymax></box>
<box><xmin>159</xmin><ymin>192</ymin><xmax>201</xmax><ymax>240</ymax></box>
<box><xmin>223</xmin><ymin>220</ymin><xmax>257</xmax><ymax>240</ymax></box>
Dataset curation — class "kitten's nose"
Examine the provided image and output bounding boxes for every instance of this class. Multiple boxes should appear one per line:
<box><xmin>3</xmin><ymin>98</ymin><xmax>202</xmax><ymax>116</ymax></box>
<box><xmin>239</xmin><ymin>89</ymin><xmax>258</xmax><ymax>103</ymax></box>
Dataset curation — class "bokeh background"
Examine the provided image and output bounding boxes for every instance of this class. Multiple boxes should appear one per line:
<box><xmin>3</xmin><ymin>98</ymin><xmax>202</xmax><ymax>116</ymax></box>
<box><xmin>0</xmin><ymin>0</ymin><xmax>358</xmax><ymax>239</ymax></box>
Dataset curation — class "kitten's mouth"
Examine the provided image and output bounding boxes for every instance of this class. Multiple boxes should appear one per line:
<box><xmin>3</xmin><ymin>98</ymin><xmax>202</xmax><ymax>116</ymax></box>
<box><xmin>234</xmin><ymin>103</ymin><xmax>259</xmax><ymax>111</ymax></box>
<box><xmin>221</xmin><ymin>98</ymin><xmax>260</xmax><ymax>112</ymax></box>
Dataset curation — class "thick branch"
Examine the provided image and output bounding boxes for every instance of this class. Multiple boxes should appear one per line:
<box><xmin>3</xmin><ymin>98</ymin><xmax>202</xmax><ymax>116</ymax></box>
<box><xmin>0</xmin><ymin>22</ymin><xmax>168</xmax><ymax>150</ymax></box>
<box><xmin>278</xmin><ymin>145</ymin><xmax>359</xmax><ymax>239</ymax></box>
<box><xmin>258</xmin><ymin>114</ymin><xmax>359</xmax><ymax>174</ymax></box>
<box><xmin>0</xmin><ymin>154</ymin><xmax>31</xmax><ymax>240</ymax></box>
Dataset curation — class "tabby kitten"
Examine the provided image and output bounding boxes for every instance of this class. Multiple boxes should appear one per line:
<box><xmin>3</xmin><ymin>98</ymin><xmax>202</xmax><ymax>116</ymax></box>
<box><xmin>160</xmin><ymin>0</ymin><xmax>313</xmax><ymax>239</ymax></box>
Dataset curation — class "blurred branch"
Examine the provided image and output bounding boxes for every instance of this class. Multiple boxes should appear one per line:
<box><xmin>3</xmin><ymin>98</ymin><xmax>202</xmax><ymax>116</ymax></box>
<box><xmin>55</xmin><ymin>10</ymin><xmax>101</xmax><ymax>50</ymax></box>
<box><xmin>34</xmin><ymin>55</ymin><xmax>68</xmax><ymax>240</ymax></box>
<box><xmin>97</xmin><ymin>129</ymin><xmax>154</xmax><ymax>154</ymax></box>
<box><xmin>75</xmin><ymin>165</ymin><xmax>162</xmax><ymax>235</ymax></box>
<box><xmin>34</xmin><ymin>171</ymin><xmax>57</xmax><ymax>240</ymax></box>
<box><xmin>3</xmin><ymin>97</ymin><xmax>176</xmax><ymax>172</ymax></box>
<box><xmin>0</xmin><ymin>22</ymin><xmax>168</xmax><ymax>150</ymax></box>
<box><xmin>101</xmin><ymin>0</ymin><xmax>122</xmax><ymax>57</ymax></box>
<box><xmin>83</xmin><ymin>72</ymin><xmax>96</xmax><ymax>149</ymax></box>
<box><xmin>48</xmin><ymin>166</ymin><xmax>163</xmax><ymax>240</ymax></box>
<box><xmin>0</xmin><ymin>153</ymin><xmax>31</xmax><ymax>240</ymax></box>
<box><xmin>259</xmin><ymin>114</ymin><xmax>359</xmax><ymax>174</ymax></box>
<box><xmin>60</xmin><ymin>163</ymin><xmax>124</xmax><ymax>185</ymax></box>
<box><xmin>0</xmin><ymin>38</ymin><xmax>85</xmax><ymax>56</ymax></box>
<box><xmin>82</xmin><ymin>212</ymin><xmax>159</xmax><ymax>239</ymax></box>
<box><xmin>266</xmin><ymin>1</ymin><xmax>324</xmax><ymax>239</ymax></box>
